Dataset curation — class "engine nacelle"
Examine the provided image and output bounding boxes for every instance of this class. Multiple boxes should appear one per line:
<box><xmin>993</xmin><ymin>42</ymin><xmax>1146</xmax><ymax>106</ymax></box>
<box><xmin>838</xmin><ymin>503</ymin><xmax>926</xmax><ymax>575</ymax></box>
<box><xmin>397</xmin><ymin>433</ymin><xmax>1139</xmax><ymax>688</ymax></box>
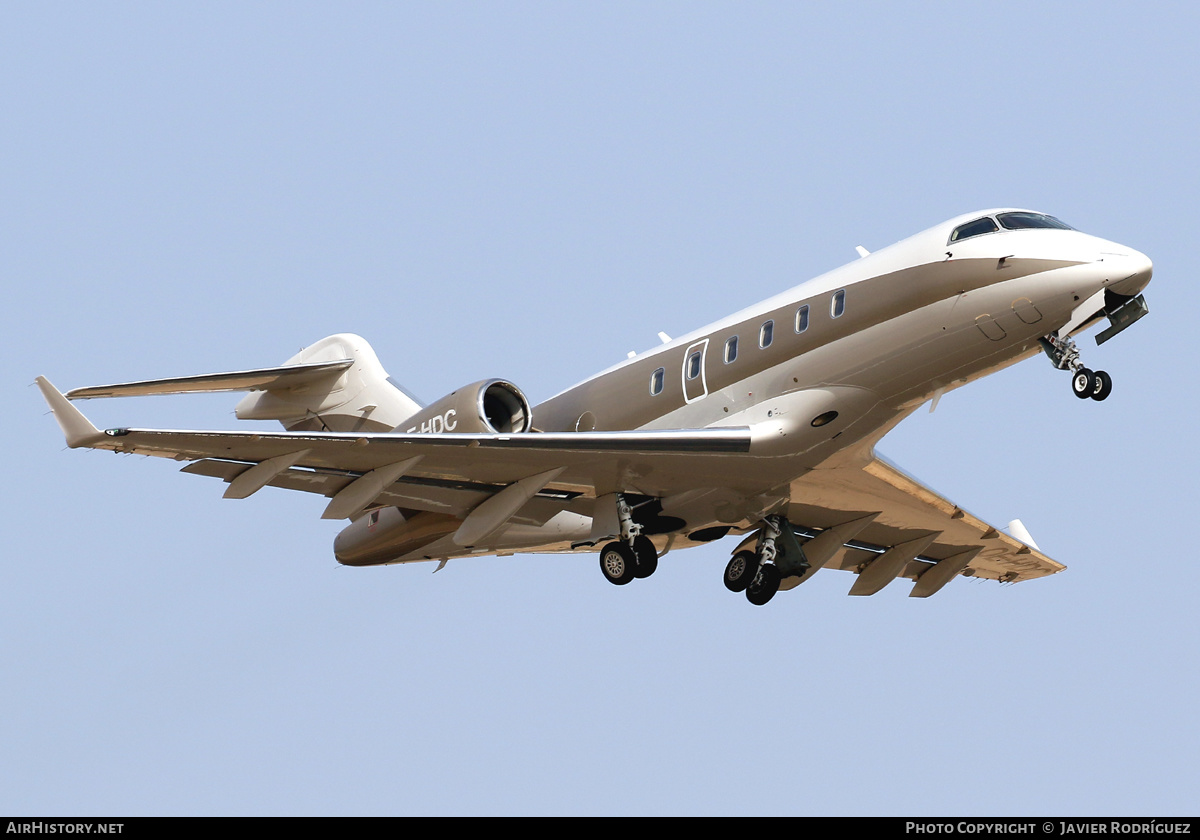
<box><xmin>395</xmin><ymin>379</ymin><xmax>532</xmax><ymax>435</ymax></box>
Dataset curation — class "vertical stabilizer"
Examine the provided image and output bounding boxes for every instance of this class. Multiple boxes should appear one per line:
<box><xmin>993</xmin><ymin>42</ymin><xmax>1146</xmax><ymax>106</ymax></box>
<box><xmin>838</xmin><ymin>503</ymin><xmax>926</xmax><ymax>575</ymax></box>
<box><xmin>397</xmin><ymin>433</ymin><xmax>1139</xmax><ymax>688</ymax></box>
<box><xmin>235</xmin><ymin>334</ymin><xmax>423</xmax><ymax>432</ymax></box>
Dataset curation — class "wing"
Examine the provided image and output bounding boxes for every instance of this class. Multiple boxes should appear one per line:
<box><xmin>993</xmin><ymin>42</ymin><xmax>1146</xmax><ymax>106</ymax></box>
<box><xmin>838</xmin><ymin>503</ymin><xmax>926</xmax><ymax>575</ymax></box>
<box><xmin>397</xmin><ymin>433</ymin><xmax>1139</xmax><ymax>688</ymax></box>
<box><xmin>37</xmin><ymin>376</ymin><xmax>753</xmax><ymax>514</ymax></box>
<box><xmin>39</xmin><ymin>376</ymin><xmax>1062</xmax><ymax>594</ymax></box>
<box><xmin>771</xmin><ymin>445</ymin><xmax>1064</xmax><ymax>596</ymax></box>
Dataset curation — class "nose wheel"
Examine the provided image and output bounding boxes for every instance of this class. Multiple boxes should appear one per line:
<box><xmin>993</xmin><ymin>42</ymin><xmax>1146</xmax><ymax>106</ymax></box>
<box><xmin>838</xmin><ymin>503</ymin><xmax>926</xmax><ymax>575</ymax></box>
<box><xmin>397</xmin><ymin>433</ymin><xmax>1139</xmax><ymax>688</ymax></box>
<box><xmin>1041</xmin><ymin>335</ymin><xmax>1113</xmax><ymax>402</ymax></box>
<box><xmin>1071</xmin><ymin>368</ymin><xmax>1112</xmax><ymax>401</ymax></box>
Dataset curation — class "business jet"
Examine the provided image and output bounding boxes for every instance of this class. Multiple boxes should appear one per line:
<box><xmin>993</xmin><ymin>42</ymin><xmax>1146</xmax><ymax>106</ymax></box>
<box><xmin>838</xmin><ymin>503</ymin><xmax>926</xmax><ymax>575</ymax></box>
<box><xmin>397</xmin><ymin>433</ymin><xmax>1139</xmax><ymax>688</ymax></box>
<box><xmin>37</xmin><ymin>209</ymin><xmax>1152</xmax><ymax>605</ymax></box>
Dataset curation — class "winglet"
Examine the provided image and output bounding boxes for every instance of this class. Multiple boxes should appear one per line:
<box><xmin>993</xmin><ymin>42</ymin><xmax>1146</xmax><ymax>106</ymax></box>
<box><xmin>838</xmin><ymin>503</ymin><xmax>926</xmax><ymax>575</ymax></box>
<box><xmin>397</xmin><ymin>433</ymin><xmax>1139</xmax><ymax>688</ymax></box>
<box><xmin>36</xmin><ymin>376</ymin><xmax>106</xmax><ymax>448</ymax></box>
<box><xmin>1005</xmin><ymin>519</ymin><xmax>1040</xmax><ymax>551</ymax></box>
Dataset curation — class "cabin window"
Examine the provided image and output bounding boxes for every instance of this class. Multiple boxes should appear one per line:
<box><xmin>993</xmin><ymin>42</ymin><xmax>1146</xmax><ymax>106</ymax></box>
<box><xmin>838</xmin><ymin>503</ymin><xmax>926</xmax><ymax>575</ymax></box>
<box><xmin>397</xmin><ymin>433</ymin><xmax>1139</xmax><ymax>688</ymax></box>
<box><xmin>686</xmin><ymin>351</ymin><xmax>702</xmax><ymax>380</ymax></box>
<box><xmin>650</xmin><ymin>367</ymin><xmax>664</xmax><ymax>395</ymax></box>
<box><xmin>831</xmin><ymin>290</ymin><xmax>846</xmax><ymax>319</ymax></box>
<box><xmin>759</xmin><ymin>320</ymin><xmax>773</xmax><ymax>349</ymax></box>
<box><xmin>949</xmin><ymin>216</ymin><xmax>999</xmax><ymax>242</ymax></box>
<box><xmin>724</xmin><ymin>336</ymin><xmax>738</xmax><ymax>364</ymax></box>
<box><xmin>795</xmin><ymin>305</ymin><xmax>809</xmax><ymax>333</ymax></box>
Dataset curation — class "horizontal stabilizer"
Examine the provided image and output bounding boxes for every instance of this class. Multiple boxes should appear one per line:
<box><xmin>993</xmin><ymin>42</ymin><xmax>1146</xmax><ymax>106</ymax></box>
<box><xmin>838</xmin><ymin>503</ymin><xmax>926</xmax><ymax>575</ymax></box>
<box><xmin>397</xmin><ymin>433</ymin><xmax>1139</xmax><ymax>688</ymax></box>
<box><xmin>66</xmin><ymin>360</ymin><xmax>353</xmax><ymax>400</ymax></box>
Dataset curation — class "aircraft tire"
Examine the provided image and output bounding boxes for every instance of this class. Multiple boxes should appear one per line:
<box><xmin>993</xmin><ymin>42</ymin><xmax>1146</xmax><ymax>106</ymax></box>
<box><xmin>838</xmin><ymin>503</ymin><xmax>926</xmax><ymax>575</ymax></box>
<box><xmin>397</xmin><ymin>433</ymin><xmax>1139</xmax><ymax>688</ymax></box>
<box><xmin>1091</xmin><ymin>370</ymin><xmax>1112</xmax><ymax>401</ymax></box>
<box><xmin>746</xmin><ymin>563</ymin><xmax>781</xmax><ymax>606</ymax></box>
<box><xmin>724</xmin><ymin>550</ymin><xmax>759</xmax><ymax>593</ymax></box>
<box><xmin>599</xmin><ymin>542</ymin><xmax>637</xmax><ymax>586</ymax></box>
<box><xmin>632</xmin><ymin>535</ymin><xmax>658</xmax><ymax>579</ymax></box>
<box><xmin>1072</xmin><ymin>368</ymin><xmax>1096</xmax><ymax>399</ymax></box>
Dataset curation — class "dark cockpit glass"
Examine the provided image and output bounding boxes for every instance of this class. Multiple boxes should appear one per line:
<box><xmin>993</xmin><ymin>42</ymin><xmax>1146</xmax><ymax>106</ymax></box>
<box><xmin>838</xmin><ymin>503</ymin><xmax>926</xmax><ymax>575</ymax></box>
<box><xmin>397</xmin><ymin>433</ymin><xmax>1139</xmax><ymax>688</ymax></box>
<box><xmin>996</xmin><ymin>212</ymin><xmax>1074</xmax><ymax>231</ymax></box>
<box><xmin>949</xmin><ymin>217</ymin><xmax>999</xmax><ymax>242</ymax></box>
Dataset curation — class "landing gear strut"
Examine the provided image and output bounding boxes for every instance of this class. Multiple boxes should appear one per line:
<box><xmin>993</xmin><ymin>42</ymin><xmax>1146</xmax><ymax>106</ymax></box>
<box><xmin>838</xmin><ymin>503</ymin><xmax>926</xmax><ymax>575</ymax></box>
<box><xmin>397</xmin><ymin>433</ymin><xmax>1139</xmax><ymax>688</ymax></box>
<box><xmin>598</xmin><ymin>494</ymin><xmax>659</xmax><ymax>585</ymax></box>
<box><xmin>725</xmin><ymin>515</ymin><xmax>801</xmax><ymax>606</ymax></box>
<box><xmin>1041</xmin><ymin>334</ymin><xmax>1112</xmax><ymax>402</ymax></box>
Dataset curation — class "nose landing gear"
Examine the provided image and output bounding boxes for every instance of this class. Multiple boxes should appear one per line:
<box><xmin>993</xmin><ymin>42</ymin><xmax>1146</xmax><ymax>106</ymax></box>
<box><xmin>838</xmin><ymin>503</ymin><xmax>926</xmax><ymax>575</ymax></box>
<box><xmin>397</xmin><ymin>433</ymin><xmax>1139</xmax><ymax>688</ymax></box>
<box><xmin>1041</xmin><ymin>334</ymin><xmax>1112</xmax><ymax>402</ymax></box>
<box><xmin>1070</xmin><ymin>367</ymin><xmax>1113</xmax><ymax>401</ymax></box>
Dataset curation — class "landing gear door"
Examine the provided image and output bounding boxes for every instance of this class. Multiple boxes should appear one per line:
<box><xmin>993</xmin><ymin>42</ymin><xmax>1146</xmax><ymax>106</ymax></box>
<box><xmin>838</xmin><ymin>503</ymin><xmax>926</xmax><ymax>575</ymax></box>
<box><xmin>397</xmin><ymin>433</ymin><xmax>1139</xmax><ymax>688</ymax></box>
<box><xmin>682</xmin><ymin>339</ymin><xmax>709</xmax><ymax>404</ymax></box>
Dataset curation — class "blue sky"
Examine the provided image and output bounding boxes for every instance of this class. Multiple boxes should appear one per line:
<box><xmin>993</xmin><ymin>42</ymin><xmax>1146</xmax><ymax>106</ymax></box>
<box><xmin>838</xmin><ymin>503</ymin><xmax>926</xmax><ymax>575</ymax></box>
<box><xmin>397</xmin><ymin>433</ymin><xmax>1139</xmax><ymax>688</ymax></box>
<box><xmin>5</xmin><ymin>2</ymin><xmax>1198</xmax><ymax>815</ymax></box>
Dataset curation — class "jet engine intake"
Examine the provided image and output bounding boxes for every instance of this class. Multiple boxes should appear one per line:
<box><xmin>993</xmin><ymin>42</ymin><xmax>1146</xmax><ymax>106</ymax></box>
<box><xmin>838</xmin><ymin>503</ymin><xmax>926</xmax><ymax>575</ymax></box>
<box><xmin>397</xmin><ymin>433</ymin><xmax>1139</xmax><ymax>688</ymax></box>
<box><xmin>396</xmin><ymin>379</ymin><xmax>532</xmax><ymax>435</ymax></box>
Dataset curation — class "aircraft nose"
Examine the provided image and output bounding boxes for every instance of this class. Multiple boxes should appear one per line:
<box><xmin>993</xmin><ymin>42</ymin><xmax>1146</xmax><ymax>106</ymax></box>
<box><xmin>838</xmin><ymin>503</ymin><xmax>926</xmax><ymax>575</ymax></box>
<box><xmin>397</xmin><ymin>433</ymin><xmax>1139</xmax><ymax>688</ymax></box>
<box><xmin>1104</xmin><ymin>247</ymin><xmax>1153</xmax><ymax>296</ymax></box>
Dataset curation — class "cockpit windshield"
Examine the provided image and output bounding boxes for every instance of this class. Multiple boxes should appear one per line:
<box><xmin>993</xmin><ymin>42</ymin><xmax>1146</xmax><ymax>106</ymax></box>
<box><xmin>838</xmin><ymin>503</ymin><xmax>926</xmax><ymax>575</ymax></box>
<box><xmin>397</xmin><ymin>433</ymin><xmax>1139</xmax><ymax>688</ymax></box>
<box><xmin>996</xmin><ymin>212</ymin><xmax>1074</xmax><ymax>231</ymax></box>
<box><xmin>949</xmin><ymin>217</ymin><xmax>998</xmax><ymax>242</ymax></box>
<box><xmin>949</xmin><ymin>211</ymin><xmax>1075</xmax><ymax>244</ymax></box>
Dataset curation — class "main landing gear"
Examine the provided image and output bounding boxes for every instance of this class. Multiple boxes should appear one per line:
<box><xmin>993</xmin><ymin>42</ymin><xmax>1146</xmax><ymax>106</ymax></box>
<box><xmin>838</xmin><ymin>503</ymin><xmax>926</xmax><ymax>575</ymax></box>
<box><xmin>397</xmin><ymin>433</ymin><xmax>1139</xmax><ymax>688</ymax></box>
<box><xmin>599</xmin><ymin>536</ymin><xmax>658</xmax><ymax>585</ymax></box>
<box><xmin>723</xmin><ymin>515</ymin><xmax>797</xmax><ymax>606</ymax></box>
<box><xmin>1040</xmin><ymin>333</ymin><xmax>1112</xmax><ymax>402</ymax></box>
<box><xmin>598</xmin><ymin>494</ymin><xmax>659</xmax><ymax>585</ymax></box>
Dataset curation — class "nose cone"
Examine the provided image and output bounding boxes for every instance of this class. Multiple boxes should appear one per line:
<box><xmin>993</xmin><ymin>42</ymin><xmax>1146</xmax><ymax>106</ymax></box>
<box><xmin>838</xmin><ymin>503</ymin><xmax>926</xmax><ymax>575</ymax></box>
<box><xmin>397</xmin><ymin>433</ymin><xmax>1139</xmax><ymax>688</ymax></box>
<box><xmin>1105</xmin><ymin>247</ymin><xmax>1153</xmax><ymax>296</ymax></box>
